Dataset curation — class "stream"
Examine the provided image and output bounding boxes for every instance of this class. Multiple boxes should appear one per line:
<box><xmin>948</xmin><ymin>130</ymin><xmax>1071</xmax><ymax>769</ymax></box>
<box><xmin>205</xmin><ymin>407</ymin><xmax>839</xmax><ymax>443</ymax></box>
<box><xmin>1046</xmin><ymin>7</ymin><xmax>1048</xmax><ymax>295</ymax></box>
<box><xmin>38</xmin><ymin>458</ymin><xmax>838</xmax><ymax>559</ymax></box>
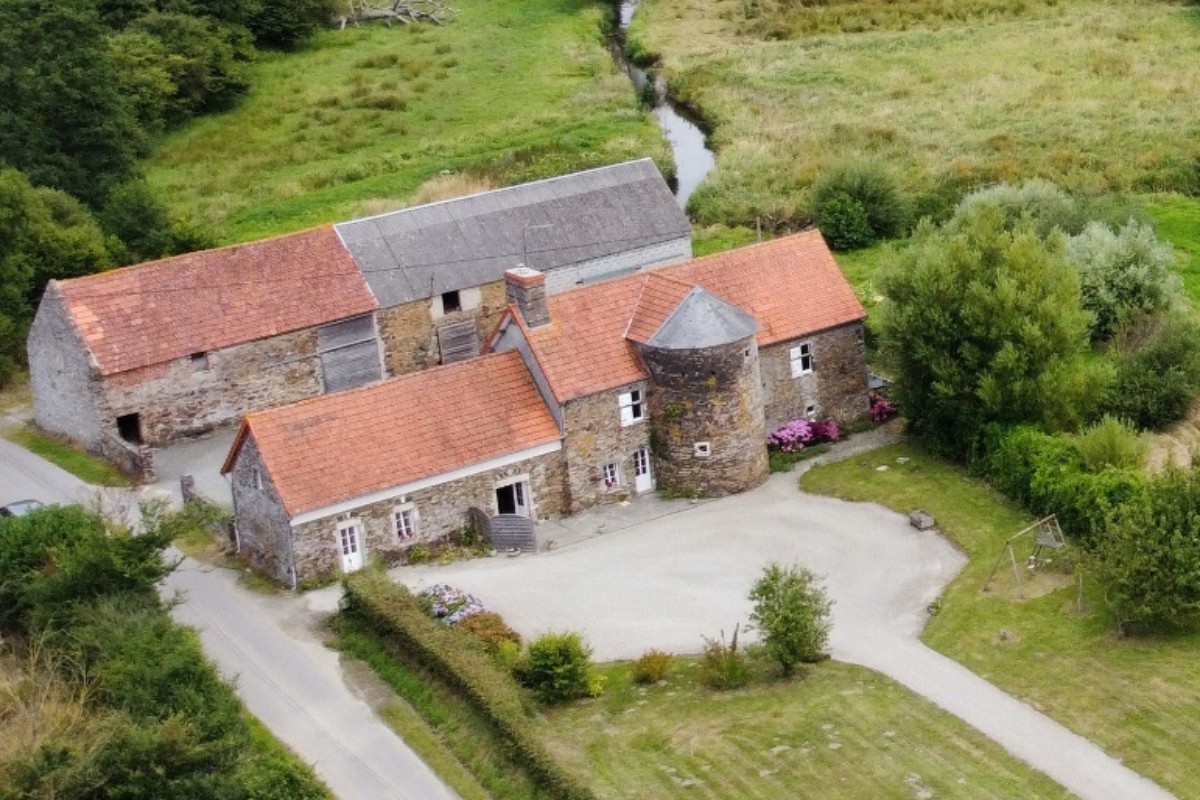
<box><xmin>612</xmin><ymin>0</ymin><xmax>716</xmax><ymax>209</ymax></box>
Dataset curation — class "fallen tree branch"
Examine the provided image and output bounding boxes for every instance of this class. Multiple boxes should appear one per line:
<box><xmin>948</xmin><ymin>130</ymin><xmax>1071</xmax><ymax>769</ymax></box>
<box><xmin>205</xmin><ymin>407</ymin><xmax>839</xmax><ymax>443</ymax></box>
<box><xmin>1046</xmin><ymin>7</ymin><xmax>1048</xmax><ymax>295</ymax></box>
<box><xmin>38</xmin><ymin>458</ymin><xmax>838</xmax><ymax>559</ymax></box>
<box><xmin>338</xmin><ymin>0</ymin><xmax>457</xmax><ymax>28</ymax></box>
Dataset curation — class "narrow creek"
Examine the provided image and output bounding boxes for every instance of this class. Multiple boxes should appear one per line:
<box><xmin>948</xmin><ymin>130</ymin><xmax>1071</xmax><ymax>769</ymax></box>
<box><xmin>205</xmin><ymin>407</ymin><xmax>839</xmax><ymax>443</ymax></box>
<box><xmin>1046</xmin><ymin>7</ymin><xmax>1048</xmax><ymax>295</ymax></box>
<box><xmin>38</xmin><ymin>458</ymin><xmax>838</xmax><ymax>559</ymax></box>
<box><xmin>611</xmin><ymin>0</ymin><xmax>716</xmax><ymax>209</ymax></box>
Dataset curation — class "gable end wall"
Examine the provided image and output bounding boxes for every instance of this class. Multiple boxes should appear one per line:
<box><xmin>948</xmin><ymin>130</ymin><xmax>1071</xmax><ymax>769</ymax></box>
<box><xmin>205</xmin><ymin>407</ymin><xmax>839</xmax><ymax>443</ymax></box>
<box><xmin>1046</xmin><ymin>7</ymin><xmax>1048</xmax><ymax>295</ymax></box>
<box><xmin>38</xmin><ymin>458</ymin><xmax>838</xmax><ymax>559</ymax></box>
<box><xmin>229</xmin><ymin>436</ymin><xmax>297</xmax><ymax>585</ymax></box>
<box><xmin>28</xmin><ymin>287</ymin><xmax>106</xmax><ymax>448</ymax></box>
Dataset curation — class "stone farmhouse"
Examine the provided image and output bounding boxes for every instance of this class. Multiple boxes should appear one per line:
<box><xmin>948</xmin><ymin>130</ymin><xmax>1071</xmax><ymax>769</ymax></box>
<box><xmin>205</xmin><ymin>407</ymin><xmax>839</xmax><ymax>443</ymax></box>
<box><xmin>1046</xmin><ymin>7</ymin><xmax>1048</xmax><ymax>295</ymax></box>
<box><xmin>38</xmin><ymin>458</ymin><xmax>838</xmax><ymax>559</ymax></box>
<box><xmin>221</xmin><ymin>231</ymin><xmax>869</xmax><ymax>584</ymax></box>
<box><xmin>26</xmin><ymin>159</ymin><xmax>690</xmax><ymax>472</ymax></box>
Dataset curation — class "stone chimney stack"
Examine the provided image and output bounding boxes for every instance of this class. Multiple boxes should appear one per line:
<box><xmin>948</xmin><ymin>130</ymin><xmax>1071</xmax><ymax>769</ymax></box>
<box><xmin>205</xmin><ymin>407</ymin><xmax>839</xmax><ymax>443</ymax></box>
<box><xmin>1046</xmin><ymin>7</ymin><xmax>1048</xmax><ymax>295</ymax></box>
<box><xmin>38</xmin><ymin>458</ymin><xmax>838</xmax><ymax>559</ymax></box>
<box><xmin>505</xmin><ymin>266</ymin><xmax>550</xmax><ymax>328</ymax></box>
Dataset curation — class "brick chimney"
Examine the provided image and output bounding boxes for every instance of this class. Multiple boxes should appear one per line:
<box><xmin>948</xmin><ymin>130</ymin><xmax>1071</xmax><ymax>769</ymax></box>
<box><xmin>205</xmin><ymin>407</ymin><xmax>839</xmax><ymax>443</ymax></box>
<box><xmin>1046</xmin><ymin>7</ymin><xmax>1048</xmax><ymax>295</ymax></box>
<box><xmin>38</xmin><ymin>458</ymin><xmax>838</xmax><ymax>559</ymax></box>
<box><xmin>505</xmin><ymin>266</ymin><xmax>550</xmax><ymax>328</ymax></box>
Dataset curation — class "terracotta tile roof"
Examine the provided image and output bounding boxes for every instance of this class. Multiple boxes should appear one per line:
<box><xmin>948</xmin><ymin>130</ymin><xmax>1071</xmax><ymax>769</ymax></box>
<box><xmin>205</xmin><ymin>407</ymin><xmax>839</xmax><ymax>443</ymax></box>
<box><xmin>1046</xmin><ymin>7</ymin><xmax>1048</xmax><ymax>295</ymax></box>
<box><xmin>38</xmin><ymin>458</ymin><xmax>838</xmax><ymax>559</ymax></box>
<box><xmin>226</xmin><ymin>351</ymin><xmax>561</xmax><ymax>516</ymax></box>
<box><xmin>57</xmin><ymin>226</ymin><xmax>377</xmax><ymax>376</ymax></box>
<box><xmin>522</xmin><ymin>230</ymin><xmax>864</xmax><ymax>402</ymax></box>
<box><xmin>624</xmin><ymin>273</ymin><xmax>694</xmax><ymax>344</ymax></box>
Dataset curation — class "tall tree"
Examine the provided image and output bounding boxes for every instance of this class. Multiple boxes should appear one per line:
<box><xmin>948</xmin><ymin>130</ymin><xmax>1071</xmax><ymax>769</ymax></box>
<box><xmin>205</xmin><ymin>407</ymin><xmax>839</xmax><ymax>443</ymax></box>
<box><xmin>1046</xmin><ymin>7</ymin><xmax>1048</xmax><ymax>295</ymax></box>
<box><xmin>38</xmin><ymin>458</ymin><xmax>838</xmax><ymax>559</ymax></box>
<box><xmin>878</xmin><ymin>205</ymin><xmax>1097</xmax><ymax>459</ymax></box>
<box><xmin>0</xmin><ymin>0</ymin><xmax>143</xmax><ymax>207</ymax></box>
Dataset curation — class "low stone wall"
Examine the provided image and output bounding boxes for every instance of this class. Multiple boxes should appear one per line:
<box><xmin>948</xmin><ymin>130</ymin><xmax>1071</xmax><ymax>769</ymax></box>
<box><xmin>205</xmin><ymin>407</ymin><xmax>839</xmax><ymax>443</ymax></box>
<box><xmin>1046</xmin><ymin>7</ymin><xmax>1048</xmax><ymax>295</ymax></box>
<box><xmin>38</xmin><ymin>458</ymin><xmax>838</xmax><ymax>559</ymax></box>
<box><xmin>94</xmin><ymin>431</ymin><xmax>155</xmax><ymax>483</ymax></box>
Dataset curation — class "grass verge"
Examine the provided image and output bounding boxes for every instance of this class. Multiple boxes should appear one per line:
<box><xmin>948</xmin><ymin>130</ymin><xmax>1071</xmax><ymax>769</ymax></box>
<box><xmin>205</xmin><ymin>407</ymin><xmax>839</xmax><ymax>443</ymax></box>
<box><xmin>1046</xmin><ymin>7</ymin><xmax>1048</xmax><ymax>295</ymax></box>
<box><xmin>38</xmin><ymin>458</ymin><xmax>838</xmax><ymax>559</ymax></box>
<box><xmin>801</xmin><ymin>441</ymin><xmax>1200</xmax><ymax>797</ymax></box>
<box><xmin>148</xmin><ymin>0</ymin><xmax>669</xmax><ymax>243</ymax></box>
<box><xmin>542</xmin><ymin>657</ymin><xmax>1069</xmax><ymax>799</ymax></box>
<box><xmin>3</xmin><ymin>425</ymin><xmax>131</xmax><ymax>487</ymax></box>
<box><xmin>632</xmin><ymin>0</ymin><xmax>1200</xmax><ymax>227</ymax></box>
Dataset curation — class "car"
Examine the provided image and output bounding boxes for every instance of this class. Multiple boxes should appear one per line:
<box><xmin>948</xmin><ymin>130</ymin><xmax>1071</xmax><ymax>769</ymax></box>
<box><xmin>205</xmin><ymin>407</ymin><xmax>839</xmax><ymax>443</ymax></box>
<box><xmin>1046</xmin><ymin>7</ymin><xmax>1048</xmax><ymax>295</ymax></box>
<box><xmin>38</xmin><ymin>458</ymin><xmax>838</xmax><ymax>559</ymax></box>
<box><xmin>0</xmin><ymin>499</ymin><xmax>45</xmax><ymax>517</ymax></box>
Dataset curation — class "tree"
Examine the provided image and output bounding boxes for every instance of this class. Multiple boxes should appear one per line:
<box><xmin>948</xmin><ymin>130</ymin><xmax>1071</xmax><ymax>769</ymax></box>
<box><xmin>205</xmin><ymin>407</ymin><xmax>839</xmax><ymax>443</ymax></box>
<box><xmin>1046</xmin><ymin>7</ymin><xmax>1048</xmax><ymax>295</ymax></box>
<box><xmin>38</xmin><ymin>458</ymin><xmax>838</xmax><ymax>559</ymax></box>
<box><xmin>878</xmin><ymin>205</ymin><xmax>1097</xmax><ymax>459</ymax></box>
<box><xmin>812</xmin><ymin>163</ymin><xmax>909</xmax><ymax>251</ymax></box>
<box><xmin>1066</xmin><ymin>220</ymin><xmax>1179</xmax><ymax>342</ymax></box>
<box><xmin>100</xmin><ymin>180</ymin><xmax>214</xmax><ymax>265</ymax></box>
<box><xmin>0</xmin><ymin>0</ymin><xmax>142</xmax><ymax>206</ymax></box>
<box><xmin>748</xmin><ymin>562</ymin><xmax>832</xmax><ymax>675</ymax></box>
<box><xmin>248</xmin><ymin>0</ymin><xmax>336</xmax><ymax>48</ymax></box>
<box><xmin>1102</xmin><ymin>313</ymin><xmax>1200</xmax><ymax>430</ymax></box>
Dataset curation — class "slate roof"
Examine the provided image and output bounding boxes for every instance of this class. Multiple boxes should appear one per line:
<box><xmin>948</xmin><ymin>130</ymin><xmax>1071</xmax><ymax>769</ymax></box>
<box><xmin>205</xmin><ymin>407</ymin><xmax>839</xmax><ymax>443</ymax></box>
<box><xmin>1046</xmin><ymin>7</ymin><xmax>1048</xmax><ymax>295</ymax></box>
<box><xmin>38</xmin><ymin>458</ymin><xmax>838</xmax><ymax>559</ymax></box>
<box><xmin>519</xmin><ymin>230</ymin><xmax>865</xmax><ymax>402</ymax></box>
<box><xmin>646</xmin><ymin>287</ymin><xmax>759</xmax><ymax>350</ymax></box>
<box><xmin>333</xmin><ymin>159</ymin><xmax>690</xmax><ymax>307</ymax></box>
<box><xmin>223</xmin><ymin>350</ymin><xmax>560</xmax><ymax>516</ymax></box>
<box><xmin>55</xmin><ymin>227</ymin><xmax>376</xmax><ymax>376</ymax></box>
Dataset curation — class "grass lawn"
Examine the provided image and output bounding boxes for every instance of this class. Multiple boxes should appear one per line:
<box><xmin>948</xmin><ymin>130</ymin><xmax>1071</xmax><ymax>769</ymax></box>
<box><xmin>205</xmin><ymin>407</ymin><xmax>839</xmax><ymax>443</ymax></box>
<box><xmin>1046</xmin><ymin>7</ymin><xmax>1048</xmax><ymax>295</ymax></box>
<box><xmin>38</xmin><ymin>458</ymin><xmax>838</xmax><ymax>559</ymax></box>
<box><xmin>542</xmin><ymin>658</ymin><xmax>1069</xmax><ymax>799</ymax></box>
<box><xmin>630</xmin><ymin>0</ymin><xmax>1200</xmax><ymax>227</ymax></box>
<box><xmin>801</xmin><ymin>442</ymin><xmax>1200</xmax><ymax>797</ymax></box>
<box><xmin>146</xmin><ymin>0</ymin><xmax>669</xmax><ymax>243</ymax></box>
<box><xmin>3</xmin><ymin>425</ymin><xmax>131</xmax><ymax>487</ymax></box>
<box><xmin>1144</xmin><ymin>193</ymin><xmax>1200</xmax><ymax>305</ymax></box>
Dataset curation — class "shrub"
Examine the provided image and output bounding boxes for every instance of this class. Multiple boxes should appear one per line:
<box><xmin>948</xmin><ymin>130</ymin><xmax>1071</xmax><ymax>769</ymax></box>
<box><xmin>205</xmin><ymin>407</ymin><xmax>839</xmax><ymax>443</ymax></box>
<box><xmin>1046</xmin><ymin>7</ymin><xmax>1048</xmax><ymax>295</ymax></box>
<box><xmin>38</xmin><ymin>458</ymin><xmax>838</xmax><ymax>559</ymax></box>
<box><xmin>457</xmin><ymin>611</ymin><xmax>521</xmax><ymax>652</ymax></box>
<box><xmin>870</xmin><ymin>392</ymin><xmax>896</xmax><ymax>423</ymax></box>
<box><xmin>748</xmin><ymin>563</ymin><xmax>832</xmax><ymax>675</ymax></box>
<box><xmin>812</xmin><ymin>163</ymin><xmax>909</xmax><ymax>251</ymax></box>
<box><xmin>950</xmin><ymin>179</ymin><xmax>1083</xmax><ymax>238</ymax></box>
<box><xmin>516</xmin><ymin>632</ymin><xmax>594</xmax><ymax>705</ymax></box>
<box><xmin>766</xmin><ymin>418</ymin><xmax>840</xmax><ymax>453</ymax></box>
<box><xmin>417</xmin><ymin>583</ymin><xmax>485</xmax><ymax>624</ymax></box>
<box><xmin>1076</xmin><ymin>415</ymin><xmax>1148</xmax><ymax>472</ymax></box>
<box><xmin>631</xmin><ymin>649</ymin><xmax>672</xmax><ymax>684</ymax></box>
<box><xmin>698</xmin><ymin>628</ymin><xmax>749</xmax><ymax>690</ymax></box>
<box><xmin>1103</xmin><ymin>314</ymin><xmax>1200</xmax><ymax>430</ymax></box>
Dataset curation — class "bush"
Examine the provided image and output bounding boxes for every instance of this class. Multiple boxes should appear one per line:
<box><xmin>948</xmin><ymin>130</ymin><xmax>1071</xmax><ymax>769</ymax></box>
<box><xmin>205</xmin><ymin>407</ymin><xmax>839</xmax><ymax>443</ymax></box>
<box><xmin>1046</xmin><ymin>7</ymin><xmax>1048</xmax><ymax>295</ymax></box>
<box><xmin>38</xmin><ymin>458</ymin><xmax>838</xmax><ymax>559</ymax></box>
<box><xmin>812</xmin><ymin>163</ymin><xmax>909</xmax><ymax>251</ymax></box>
<box><xmin>341</xmin><ymin>573</ymin><xmax>598</xmax><ymax>800</ymax></box>
<box><xmin>631</xmin><ymin>649</ymin><xmax>672</xmax><ymax>684</ymax></box>
<box><xmin>766</xmin><ymin>418</ymin><xmax>840</xmax><ymax>453</ymax></box>
<box><xmin>950</xmin><ymin>179</ymin><xmax>1083</xmax><ymax>238</ymax></box>
<box><xmin>457</xmin><ymin>611</ymin><xmax>522</xmax><ymax>652</ymax></box>
<box><xmin>748</xmin><ymin>563</ymin><xmax>832</xmax><ymax>675</ymax></box>
<box><xmin>516</xmin><ymin>632</ymin><xmax>594</xmax><ymax>705</ymax></box>
<box><xmin>1076</xmin><ymin>415</ymin><xmax>1148</xmax><ymax>472</ymax></box>
<box><xmin>698</xmin><ymin>628</ymin><xmax>749</xmax><ymax>690</ymax></box>
<box><xmin>1103</xmin><ymin>314</ymin><xmax>1200</xmax><ymax>430</ymax></box>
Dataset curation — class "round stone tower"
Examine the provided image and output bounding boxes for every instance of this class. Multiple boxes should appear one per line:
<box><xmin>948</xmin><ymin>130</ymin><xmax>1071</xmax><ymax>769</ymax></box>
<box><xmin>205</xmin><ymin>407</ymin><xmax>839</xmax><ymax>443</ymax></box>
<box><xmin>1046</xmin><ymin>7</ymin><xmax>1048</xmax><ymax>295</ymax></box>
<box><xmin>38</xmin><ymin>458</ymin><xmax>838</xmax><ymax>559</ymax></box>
<box><xmin>635</xmin><ymin>287</ymin><xmax>768</xmax><ymax>497</ymax></box>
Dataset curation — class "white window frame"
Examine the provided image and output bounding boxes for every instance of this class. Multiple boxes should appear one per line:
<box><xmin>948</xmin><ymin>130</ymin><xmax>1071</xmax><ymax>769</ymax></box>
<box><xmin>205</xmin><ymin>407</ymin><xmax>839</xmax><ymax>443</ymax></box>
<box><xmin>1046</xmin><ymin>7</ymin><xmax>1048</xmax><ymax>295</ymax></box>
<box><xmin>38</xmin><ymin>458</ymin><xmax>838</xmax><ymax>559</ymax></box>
<box><xmin>602</xmin><ymin>462</ymin><xmax>620</xmax><ymax>490</ymax></box>
<box><xmin>789</xmin><ymin>342</ymin><xmax>813</xmax><ymax>378</ymax></box>
<box><xmin>618</xmin><ymin>389</ymin><xmax>644</xmax><ymax>426</ymax></box>
<box><xmin>393</xmin><ymin>503</ymin><xmax>418</xmax><ymax>540</ymax></box>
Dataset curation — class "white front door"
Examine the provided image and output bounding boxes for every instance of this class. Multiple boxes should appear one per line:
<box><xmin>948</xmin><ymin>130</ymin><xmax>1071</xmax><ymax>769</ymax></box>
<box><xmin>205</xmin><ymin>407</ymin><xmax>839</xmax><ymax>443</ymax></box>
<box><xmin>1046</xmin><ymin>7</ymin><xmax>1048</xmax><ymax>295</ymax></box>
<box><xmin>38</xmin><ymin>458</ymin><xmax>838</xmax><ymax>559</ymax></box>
<box><xmin>338</xmin><ymin>521</ymin><xmax>364</xmax><ymax>572</ymax></box>
<box><xmin>633</xmin><ymin>446</ymin><xmax>653</xmax><ymax>493</ymax></box>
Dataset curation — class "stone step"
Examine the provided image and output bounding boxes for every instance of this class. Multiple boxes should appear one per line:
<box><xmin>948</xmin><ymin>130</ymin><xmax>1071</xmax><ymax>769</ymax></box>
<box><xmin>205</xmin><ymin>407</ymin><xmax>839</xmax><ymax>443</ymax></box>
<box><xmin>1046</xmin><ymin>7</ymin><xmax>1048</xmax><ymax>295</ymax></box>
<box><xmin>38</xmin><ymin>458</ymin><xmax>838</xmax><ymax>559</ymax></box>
<box><xmin>487</xmin><ymin>513</ymin><xmax>538</xmax><ymax>553</ymax></box>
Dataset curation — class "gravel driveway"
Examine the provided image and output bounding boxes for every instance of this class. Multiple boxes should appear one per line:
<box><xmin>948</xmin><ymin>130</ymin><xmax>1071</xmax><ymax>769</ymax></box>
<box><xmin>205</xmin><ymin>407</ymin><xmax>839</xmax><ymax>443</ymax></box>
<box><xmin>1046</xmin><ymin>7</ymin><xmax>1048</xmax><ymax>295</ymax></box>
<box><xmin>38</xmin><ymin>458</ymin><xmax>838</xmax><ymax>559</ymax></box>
<box><xmin>392</xmin><ymin>469</ymin><xmax>1176</xmax><ymax>800</ymax></box>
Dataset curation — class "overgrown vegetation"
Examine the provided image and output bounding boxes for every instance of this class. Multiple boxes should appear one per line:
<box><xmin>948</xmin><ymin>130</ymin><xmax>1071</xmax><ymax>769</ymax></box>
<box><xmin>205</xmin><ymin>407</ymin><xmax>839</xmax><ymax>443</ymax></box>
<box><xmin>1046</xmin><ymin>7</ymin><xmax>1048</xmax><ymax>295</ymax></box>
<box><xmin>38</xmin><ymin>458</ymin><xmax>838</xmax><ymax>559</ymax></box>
<box><xmin>748</xmin><ymin>562</ymin><xmax>832</xmax><ymax>675</ymax></box>
<box><xmin>0</xmin><ymin>502</ymin><xmax>329</xmax><ymax>798</ymax></box>
<box><xmin>632</xmin><ymin>0</ymin><xmax>1200</xmax><ymax>229</ymax></box>
<box><xmin>147</xmin><ymin>0</ymin><xmax>670</xmax><ymax>242</ymax></box>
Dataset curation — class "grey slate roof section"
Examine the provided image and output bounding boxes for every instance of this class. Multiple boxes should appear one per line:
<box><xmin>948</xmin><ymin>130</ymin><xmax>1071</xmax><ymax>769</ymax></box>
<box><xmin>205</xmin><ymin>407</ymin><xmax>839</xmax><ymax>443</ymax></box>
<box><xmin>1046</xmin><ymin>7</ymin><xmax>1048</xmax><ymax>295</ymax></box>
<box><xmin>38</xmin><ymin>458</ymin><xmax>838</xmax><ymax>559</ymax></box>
<box><xmin>333</xmin><ymin>159</ymin><xmax>690</xmax><ymax>307</ymax></box>
<box><xmin>647</xmin><ymin>287</ymin><xmax>759</xmax><ymax>350</ymax></box>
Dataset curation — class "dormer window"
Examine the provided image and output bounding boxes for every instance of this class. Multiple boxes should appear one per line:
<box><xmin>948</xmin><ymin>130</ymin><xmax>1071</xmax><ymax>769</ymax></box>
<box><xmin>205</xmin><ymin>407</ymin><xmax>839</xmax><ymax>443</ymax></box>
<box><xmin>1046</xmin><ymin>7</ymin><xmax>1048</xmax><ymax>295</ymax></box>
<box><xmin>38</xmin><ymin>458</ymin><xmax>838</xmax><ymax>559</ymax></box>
<box><xmin>619</xmin><ymin>389</ymin><xmax>644</xmax><ymax>426</ymax></box>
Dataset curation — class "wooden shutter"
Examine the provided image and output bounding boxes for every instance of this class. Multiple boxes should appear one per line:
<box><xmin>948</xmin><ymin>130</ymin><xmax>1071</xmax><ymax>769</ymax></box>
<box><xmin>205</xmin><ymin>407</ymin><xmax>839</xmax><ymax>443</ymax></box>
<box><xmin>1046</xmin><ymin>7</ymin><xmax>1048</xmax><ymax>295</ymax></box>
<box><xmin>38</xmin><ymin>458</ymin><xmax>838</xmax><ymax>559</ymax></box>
<box><xmin>437</xmin><ymin>319</ymin><xmax>479</xmax><ymax>364</ymax></box>
<box><xmin>318</xmin><ymin>315</ymin><xmax>381</xmax><ymax>393</ymax></box>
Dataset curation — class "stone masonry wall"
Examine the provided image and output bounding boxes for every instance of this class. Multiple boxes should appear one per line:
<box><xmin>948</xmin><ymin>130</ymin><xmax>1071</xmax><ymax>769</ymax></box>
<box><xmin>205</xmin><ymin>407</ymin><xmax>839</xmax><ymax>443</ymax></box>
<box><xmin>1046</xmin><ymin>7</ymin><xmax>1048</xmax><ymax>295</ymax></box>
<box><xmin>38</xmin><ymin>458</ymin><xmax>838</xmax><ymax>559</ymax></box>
<box><xmin>229</xmin><ymin>436</ymin><xmax>297</xmax><ymax>585</ymax></box>
<box><xmin>760</xmin><ymin>322</ymin><xmax>870</xmax><ymax>432</ymax></box>
<box><xmin>376</xmin><ymin>282</ymin><xmax>508</xmax><ymax>377</ymax></box>
<box><xmin>641</xmin><ymin>337</ymin><xmax>769</xmax><ymax>497</ymax></box>
<box><xmin>561</xmin><ymin>383</ymin><xmax>654</xmax><ymax>510</ymax></box>
<box><xmin>28</xmin><ymin>285</ymin><xmax>107</xmax><ymax>448</ymax></box>
<box><xmin>289</xmin><ymin>450</ymin><xmax>567</xmax><ymax>582</ymax></box>
<box><xmin>100</xmin><ymin>327</ymin><xmax>323</xmax><ymax>446</ymax></box>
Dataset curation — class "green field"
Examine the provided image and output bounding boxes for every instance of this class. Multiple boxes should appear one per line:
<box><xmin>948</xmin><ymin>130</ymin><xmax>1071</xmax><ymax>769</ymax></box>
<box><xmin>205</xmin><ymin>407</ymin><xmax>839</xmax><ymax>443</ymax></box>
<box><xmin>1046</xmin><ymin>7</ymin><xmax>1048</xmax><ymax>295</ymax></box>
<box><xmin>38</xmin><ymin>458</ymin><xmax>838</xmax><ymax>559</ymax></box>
<box><xmin>542</xmin><ymin>658</ymin><xmax>1069</xmax><ymax>799</ymax></box>
<box><xmin>146</xmin><ymin>0</ymin><xmax>669</xmax><ymax>243</ymax></box>
<box><xmin>630</xmin><ymin>0</ymin><xmax>1200</xmax><ymax>226</ymax></box>
<box><xmin>801</xmin><ymin>442</ymin><xmax>1200</xmax><ymax>798</ymax></box>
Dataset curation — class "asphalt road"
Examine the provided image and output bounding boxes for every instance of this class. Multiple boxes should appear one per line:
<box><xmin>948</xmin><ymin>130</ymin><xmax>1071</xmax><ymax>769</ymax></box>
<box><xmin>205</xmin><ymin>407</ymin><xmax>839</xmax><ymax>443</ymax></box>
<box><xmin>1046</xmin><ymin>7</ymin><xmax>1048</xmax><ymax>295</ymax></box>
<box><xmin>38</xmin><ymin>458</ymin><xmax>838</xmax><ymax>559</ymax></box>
<box><xmin>394</xmin><ymin>470</ymin><xmax>1177</xmax><ymax>800</ymax></box>
<box><xmin>0</xmin><ymin>439</ymin><xmax>458</xmax><ymax>800</ymax></box>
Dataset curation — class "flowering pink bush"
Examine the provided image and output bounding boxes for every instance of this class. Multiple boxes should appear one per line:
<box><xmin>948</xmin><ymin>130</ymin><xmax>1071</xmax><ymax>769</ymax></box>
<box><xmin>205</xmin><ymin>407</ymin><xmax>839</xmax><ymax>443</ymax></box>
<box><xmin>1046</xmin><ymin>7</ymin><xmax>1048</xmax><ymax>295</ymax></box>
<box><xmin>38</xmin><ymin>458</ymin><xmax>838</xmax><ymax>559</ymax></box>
<box><xmin>766</xmin><ymin>418</ymin><xmax>840</xmax><ymax>452</ymax></box>
<box><xmin>870</xmin><ymin>393</ymin><xmax>897</xmax><ymax>423</ymax></box>
<box><xmin>419</xmin><ymin>583</ymin><xmax>487</xmax><ymax>625</ymax></box>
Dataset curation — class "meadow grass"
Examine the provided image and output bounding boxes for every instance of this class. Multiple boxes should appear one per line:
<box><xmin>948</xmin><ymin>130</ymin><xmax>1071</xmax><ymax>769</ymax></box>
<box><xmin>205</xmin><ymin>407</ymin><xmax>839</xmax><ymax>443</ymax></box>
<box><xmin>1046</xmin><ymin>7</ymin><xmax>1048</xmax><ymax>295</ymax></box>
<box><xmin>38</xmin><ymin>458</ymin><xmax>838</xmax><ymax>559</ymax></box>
<box><xmin>1145</xmin><ymin>193</ymin><xmax>1200</xmax><ymax>304</ymax></box>
<box><xmin>542</xmin><ymin>658</ymin><xmax>1069</xmax><ymax>799</ymax></box>
<box><xmin>801</xmin><ymin>442</ymin><xmax>1200</xmax><ymax>798</ymax></box>
<box><xmin>147</xmin><ymin>0</ymin><xmax>670</xmax><ymax>243</ymax></box>
<box><xmin>3</xmin><ymin>425</ymin><xmax>131</xmax><ymax>487</ymax></box>
<box><xmin>631</xmin><ymin>0</ymin><xmax>1200</xmax><ymax>227</ymax></box>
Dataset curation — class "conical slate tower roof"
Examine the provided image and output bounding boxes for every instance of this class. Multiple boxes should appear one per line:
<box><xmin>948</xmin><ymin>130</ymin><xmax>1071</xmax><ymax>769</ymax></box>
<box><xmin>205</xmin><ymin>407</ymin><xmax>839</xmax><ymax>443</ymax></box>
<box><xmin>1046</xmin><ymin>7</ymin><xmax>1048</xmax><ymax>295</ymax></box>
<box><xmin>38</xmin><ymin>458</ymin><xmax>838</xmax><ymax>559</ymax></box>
<box><xmin>644</xmin><ymin>286</ymin><xmax>759</xmax><ymax>349</ymax></box>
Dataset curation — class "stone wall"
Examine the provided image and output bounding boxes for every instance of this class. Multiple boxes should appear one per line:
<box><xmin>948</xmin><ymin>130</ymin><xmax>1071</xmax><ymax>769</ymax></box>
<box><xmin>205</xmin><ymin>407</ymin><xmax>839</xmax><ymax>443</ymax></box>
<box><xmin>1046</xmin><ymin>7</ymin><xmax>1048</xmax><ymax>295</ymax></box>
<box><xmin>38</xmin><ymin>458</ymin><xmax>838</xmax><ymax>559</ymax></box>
<box><xmin>376</xmin><ymin>282</ymin><xmax>508</xmax><ymax>376</ymax></box>
<box><xmin>760</xmin><ymin>322</ymin><xmax>870</xmax><ymax>432</ymax></box>
<box><xmin>28</xmin><ymin>285</ymin><xmax>107</xmax><ymax>448</ymax></box>
<box><xmin>640</xmin><ymin>336</ymin><xmax>769</xmax><ymax>497</ymax></box>
<box><xmin>561</xmin><ymin>383</ymin><xmax>653</xmax><ymax>509</ymax></box>
<box><xmin>229</xmin><ymin>435</ymin><xmax>297</xmax><ymax>585</ymax></box>
<box><xmin>100</xmin><ymin>327</ymin><xmax>324</xmax><ymax>446</ymax></box>
<box><xmin>288</xmin><ymin>450</ymin><xmax>567</xmax><ymax>582</ymax></box>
